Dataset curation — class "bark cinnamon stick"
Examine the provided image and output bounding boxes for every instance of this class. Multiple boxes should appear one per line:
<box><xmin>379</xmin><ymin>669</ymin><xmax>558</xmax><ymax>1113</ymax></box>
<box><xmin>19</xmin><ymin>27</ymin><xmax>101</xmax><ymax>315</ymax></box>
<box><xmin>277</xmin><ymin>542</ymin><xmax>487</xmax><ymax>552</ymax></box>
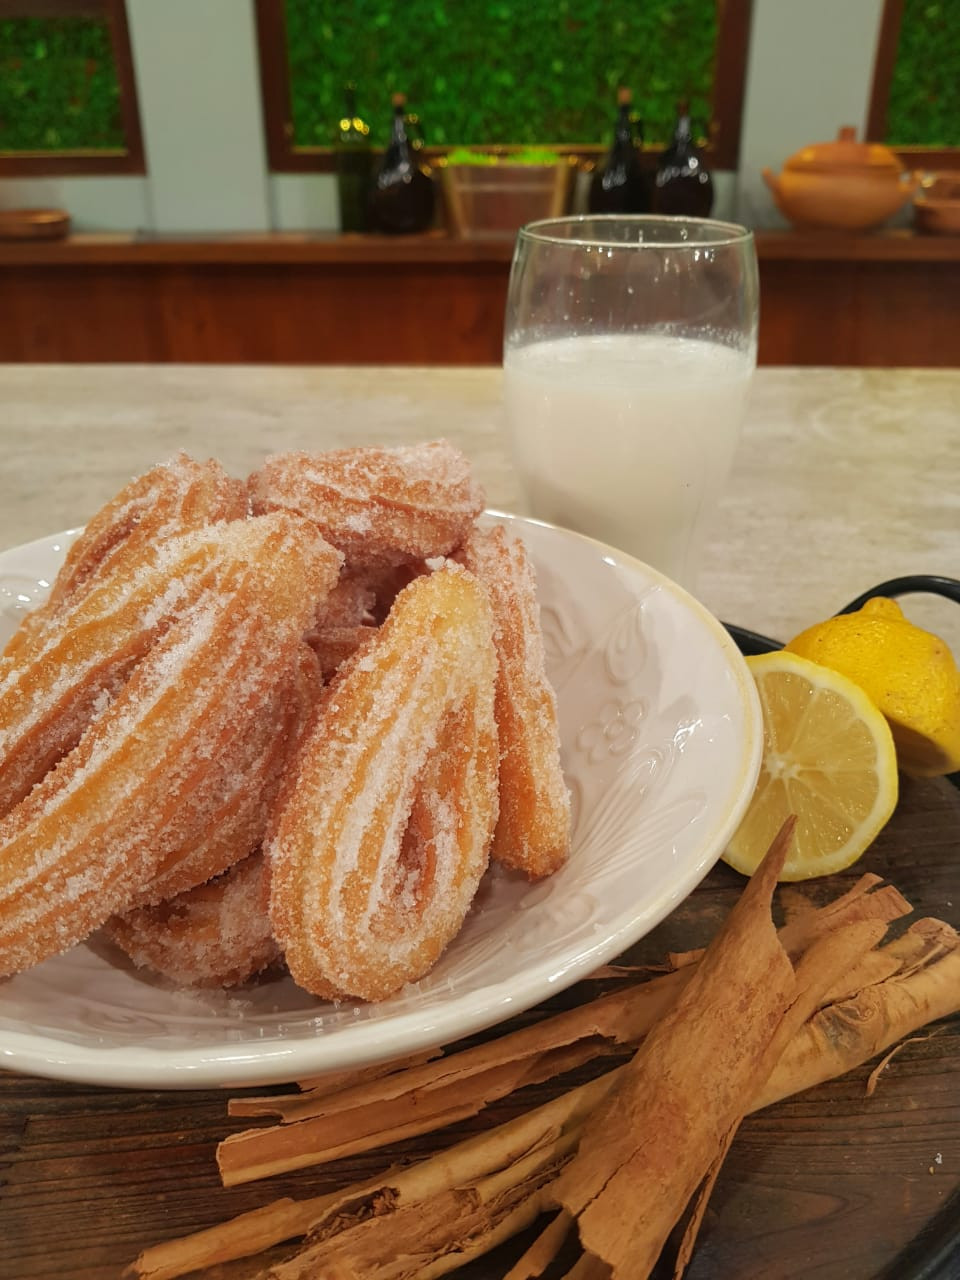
<box><xmin>127</xmin><ymin>855</ymin><xmax>958</xmax><ymax>1280</ymax></box>
<box><xmin>217</xmin><ymin>874</ymin><xmax>909</xmax><ymax>1187</ymax></box>
<box><xmin>552</xmin><ymin>820</ymin><xmax>799</xmax><ymax>1277</ymax></box>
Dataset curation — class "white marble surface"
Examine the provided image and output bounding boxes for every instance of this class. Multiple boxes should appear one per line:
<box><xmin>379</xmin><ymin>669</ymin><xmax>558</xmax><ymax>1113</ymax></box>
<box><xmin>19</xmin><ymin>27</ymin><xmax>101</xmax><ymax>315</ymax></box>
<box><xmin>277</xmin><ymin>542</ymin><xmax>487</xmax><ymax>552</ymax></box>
<box><xmin>0</xmin><ymin>364</ymin><xmax>957</xmax><ymax>649</ymax></box>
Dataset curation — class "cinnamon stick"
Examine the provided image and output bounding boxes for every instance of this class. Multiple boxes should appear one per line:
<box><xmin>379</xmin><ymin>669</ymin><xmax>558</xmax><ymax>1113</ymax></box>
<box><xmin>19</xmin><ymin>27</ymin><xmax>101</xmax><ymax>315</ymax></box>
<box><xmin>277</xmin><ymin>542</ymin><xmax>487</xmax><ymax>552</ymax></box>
<box><xmin>502</xmin><ymin>1210</ymin><xmax>574</xmax><ymax>1279</ymax></box>
<box><xmin>288</xmin><ymin>1050</ymin><xmax>442</xmax><ymax>1103</ymax></box>
<box><xmin>265</xmin><ymin>1146</ymin><xmax>567</xmax><ymax>1279</ymax></box>
<box><xmin>128</xmin><ymin>1075</ymin><xmax>614</xmax><ymax>1280</ymax></box>
<box><xmin>552</xmin><ymin>821</ymin><xmax>799</xmax><ymax>1277</ymax></box>
<box><xmin>551</xmin><ymin>829</ymin><xmax>906</xmax><ymax>1278</ymax></box>
<box><xmin>216</xmin><ymin>976</ymin><xmax>686</xmax><ymax>1185</ymax></box>
<box><xmin>755</xmin><ymin>918</ymin><xmax>959</xmax><ymax>1110</ymax></box>
<box><xmin>217</xmin><ymin>873</ymin><xmax>910</xmax><ymax>1187</ymax></box>
<box><xmin>127</xmin><ymin>859</ymin><xmax>957</xmax><ymax>1280</ymax></box>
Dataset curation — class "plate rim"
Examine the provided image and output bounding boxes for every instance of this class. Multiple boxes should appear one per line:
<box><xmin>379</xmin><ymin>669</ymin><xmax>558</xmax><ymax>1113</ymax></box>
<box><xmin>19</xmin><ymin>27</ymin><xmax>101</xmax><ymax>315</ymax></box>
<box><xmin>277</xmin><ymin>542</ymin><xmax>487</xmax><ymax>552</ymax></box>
<box><xmin>0</xmin><ymin>513</ymin><xmax>762</xmax><ymax>1089</ymax></box>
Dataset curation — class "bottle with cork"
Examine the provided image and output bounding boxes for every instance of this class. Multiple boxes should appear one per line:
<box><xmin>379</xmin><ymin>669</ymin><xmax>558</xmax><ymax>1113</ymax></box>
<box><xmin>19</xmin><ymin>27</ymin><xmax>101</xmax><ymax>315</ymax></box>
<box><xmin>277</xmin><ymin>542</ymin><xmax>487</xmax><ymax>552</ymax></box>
<box><xmin>653</xmin><ymin>99</ymin><xmax>714</xmax><ymax>218</ymax></box>
<box><xmin>369</xmin><ymin>93</ymin><xmax>436</xmax><ymax>234</ymax></box>
<box><xmin>589</xmin><ymin>86</ymin><xmax>651</xmax><ymax>215</ymax></box>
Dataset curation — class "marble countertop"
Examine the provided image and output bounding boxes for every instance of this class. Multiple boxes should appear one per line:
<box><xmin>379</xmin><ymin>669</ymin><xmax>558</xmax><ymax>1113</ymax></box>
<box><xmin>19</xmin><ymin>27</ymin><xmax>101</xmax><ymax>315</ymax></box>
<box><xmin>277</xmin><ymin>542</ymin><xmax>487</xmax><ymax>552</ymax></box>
<box><xmin>0</xmin><ymin>364</ymin><xmax>957</xmax><ymax>649</ymax></box>
<box><xmin>0</xmin><ymin>364</ymin><xmax>958</xmax><ymax>1280</ymax></box>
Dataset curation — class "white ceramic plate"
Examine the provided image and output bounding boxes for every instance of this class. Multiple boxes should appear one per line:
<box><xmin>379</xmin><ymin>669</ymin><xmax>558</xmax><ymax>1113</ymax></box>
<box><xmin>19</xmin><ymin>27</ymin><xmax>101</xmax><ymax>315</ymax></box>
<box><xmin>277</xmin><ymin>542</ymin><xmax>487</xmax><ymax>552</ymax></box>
<box><xmin>0</xmin><ymin>514</ymin><xmax>761</xmax><ymax>1089</ymax></box>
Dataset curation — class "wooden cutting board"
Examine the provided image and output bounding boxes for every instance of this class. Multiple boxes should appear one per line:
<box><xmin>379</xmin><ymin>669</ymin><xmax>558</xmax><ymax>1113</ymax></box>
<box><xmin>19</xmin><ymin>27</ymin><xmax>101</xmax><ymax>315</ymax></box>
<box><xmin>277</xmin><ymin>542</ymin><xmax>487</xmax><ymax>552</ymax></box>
<box><xmin>620</xmin><ymin>774</ymin><xmax>960</xmax><ymax>1280</ymax></box>
<box><xmin>0</xmin><ymin>776</ymin><xmax>957</xmax><ymax>1280</ymax></box>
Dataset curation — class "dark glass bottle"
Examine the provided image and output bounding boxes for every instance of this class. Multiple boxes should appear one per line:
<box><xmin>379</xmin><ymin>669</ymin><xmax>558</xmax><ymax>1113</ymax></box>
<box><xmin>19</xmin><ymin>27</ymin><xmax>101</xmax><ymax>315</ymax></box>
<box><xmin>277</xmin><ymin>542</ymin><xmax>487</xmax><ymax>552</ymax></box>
<box><xmin>653</xmin><ymin>100</ymin><xmax>714</xmax><ymax>218</ymax></box>
<box><xmin>334</xmin><ymin>83</ymin><xmax>373</xmax><ymax>233</ymax></box>
<box><xmin>589</xmin><ymin>86</ymin><xmax>650</xmax><ymax>215</ymax></box>
<box><xmin>368</xmin><ymin>93</ymin><xmax>436</xmax><ymax>235</ymax></box>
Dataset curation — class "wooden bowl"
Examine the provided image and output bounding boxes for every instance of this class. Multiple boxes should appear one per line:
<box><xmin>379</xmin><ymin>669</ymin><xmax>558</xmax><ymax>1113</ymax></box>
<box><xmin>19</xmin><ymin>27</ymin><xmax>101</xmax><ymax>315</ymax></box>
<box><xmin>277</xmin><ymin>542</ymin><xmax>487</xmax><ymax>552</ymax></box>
<box><xmin>0</xmin><ymin>208</ymin><xmax>71</xmax><ymax>241</ymax></box>
<box><xmin>913</xmin><ymin>173</ymin><xmax>960</xmax><ymax>236</ymax></box>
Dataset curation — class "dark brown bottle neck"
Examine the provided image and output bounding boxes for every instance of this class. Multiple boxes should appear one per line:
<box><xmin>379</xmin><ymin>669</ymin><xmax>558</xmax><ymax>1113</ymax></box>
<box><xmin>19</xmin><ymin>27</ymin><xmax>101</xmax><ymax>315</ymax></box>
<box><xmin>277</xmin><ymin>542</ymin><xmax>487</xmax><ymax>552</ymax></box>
<box><xmin>391</xmin><ymin>105</ymin><xmax>409</xmax><ymax>146</ymax></box>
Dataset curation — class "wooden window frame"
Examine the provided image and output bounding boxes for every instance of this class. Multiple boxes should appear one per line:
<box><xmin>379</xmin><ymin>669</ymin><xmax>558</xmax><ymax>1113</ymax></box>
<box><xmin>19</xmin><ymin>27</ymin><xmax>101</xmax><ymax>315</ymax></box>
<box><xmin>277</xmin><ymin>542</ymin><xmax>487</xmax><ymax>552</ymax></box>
<box><xmin>867</xmin><ymin>0</ymin><xmax>960</xmax><ymax>171</ymax></box>
<box><xmin>0</xmin><ymin>0</ymin><xmax>145</xmax><ymax>176</ymax></box>
<box><xmin>256</xmin><ymin>0</ymin><xmax>754</xmax><ymax>174</ymax></box>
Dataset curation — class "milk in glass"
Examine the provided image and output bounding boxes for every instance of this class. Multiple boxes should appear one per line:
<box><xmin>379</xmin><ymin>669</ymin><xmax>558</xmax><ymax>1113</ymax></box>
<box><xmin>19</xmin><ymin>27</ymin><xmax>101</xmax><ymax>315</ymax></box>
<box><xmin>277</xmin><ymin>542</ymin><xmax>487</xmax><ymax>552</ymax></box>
<box><xmin>504</xmin><ymin>332</ymin><xmax>752</xmax><ymax>589</ymax></box>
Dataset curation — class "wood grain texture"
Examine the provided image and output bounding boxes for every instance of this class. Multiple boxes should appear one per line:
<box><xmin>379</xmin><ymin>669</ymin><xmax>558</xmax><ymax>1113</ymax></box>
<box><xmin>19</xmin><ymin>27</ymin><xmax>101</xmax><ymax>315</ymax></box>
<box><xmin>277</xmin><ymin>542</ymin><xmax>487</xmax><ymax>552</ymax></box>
<box><xmin>0</xmin><ymin>232</ymin><xmax>958</xmax><ymax>366</ymax></box>
<box><xmin>2</xmin><ymin>230</ymin><xmax>960</xmax><ymax>266</ymax></box>
<box><xmin>0</xmin><ymin>777</ymin><xmax>957</xmax><ymax>1280</ymax></box>
<box><xmin>0</xmin><ymin>261</ymin><xmax>509</xmax><ymax>365</ymax></box>
<box><xmin>866</xmin><ymin>0</ymin><xmax>905</xmax><ymax>145</ymax></box>
<box><xmin>757</xmin><ymin>259</ymin><xmax>960</xmax><ymax>367</ymax></box>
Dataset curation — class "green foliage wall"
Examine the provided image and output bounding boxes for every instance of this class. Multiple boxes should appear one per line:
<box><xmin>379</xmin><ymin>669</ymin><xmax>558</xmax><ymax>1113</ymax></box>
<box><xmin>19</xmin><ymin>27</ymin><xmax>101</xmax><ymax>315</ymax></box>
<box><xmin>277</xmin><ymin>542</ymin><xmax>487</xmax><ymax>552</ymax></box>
<box><xmin>0</xmin><ymin>16</ymin><xmax>124</xmax><ymax>153</ymax></box>
<box><xmin>285</xmin><ymin>0</ymin><xmax>717</xmax><ymax>148</ymax></box>
<box><xmin>885</xmin><ymin>0</ymin><xmax>960</xmax><ymax>147</ymax></box>
<box><xmin>3</xmin><ymin>3</ymin><xmax>956</xmax><ymax>162</ymax></box>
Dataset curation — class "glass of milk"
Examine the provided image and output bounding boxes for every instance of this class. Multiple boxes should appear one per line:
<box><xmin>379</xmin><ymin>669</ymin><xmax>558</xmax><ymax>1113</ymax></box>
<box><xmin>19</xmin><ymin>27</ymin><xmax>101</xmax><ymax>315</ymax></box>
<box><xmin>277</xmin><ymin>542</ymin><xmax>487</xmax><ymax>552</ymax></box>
<box><xmin>503</xmin><ymin>216</ymin><xmax>758</xmax><ymax>592</ymax></box>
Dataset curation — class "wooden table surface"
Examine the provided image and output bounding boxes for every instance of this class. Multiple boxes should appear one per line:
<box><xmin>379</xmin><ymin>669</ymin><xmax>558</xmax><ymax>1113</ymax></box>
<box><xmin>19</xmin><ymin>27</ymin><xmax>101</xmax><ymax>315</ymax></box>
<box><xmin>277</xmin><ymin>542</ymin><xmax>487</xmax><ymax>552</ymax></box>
<box><xmin>0</xmin><ymin>365</ymin><xmax>958</xmax><ymax>1279</ymax></box>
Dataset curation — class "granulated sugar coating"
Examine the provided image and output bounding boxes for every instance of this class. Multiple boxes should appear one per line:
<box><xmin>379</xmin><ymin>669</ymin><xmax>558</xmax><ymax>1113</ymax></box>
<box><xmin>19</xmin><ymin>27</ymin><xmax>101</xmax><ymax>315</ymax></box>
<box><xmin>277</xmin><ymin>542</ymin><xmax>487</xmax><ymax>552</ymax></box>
<box><xmin>0</xmin><ymin>446</ymin><xmax>574</xmax><ymax>1001</ymax></box>
<box><xmin>0</xmin><ymin>513</ymin><xmax>341</xmax><ymax>978</ymax></box>
<box><xmin>458</xmin><ymin>525</ymin><xmax>572</xmax><ymax>878</ymax></box>
<box><xmin>0</xmin><ymin>530</ymin><xmax>218</xmax><ymax>820</ymax></box>
<box><xmin>107</xmin><ymin>852</ymin><xmax>280</xmax><ymax>987</ymax></box>
<box><xmin>308</xmin><ymin>625</ymin><xmax>376</xmax><ymax>681</ymax></box>
<box><xmin>311</xmin><ymin>571</ymin><xmax>378</xmax><ymax>631</ymax></box>
<box><xmin>3</xmin><ymin>453</ymin><xmax>245</xmax><ymax>670</ymax></box>
<box><xmin>249</xmin><ymin>439</ymin><xmax>485</xmax><ymax>570</ymax></box>
<box><xmin>268</xmin><ymin>565</ymin><xmax>500</xmax><ymax>1002</ymax></box>
<box><xmin>132</xmin><ymin>642</ymin><xmax>323</xmax><ymax>909</ymax></box>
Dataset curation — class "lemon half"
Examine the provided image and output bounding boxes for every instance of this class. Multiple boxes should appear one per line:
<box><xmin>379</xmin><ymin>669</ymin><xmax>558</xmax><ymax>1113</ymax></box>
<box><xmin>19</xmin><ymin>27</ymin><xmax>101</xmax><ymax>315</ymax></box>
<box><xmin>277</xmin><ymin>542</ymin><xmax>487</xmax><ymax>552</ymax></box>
<box><xmin>724</xmin><ymin>651</ymin><xmax>899</xmax><ymax>881</ymax></box>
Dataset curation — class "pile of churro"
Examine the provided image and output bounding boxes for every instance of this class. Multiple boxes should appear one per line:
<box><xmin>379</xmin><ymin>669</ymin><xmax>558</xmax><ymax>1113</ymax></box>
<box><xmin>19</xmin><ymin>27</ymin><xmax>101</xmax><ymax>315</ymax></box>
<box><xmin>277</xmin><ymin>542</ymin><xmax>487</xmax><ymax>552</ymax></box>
<box><xmin>0</xmin><ymin>443</ymin><xmax>571</xmax><ymax>1000</ymax></box>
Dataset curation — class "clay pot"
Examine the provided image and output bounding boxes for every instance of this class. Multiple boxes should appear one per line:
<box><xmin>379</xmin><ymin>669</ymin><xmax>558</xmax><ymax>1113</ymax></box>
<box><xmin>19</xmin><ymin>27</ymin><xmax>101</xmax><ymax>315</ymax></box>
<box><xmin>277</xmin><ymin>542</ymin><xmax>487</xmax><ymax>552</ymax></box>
<box><xmin>762</xmin><ymin>126</ymin><xmax>918</xmax><ymax>231</ymax></box>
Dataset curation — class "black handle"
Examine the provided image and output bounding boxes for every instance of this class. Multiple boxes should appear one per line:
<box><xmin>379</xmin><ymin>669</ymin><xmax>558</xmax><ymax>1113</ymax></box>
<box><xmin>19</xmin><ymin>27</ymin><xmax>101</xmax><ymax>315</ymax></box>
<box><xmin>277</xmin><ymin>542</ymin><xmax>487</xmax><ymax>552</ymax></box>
<box><xmin>723</xmin><ymin>574</ymin><xmax>960</xmax><ymax>791</ymax></box>
<box><xmin>727</xmin><ymin>577</ymin><xmax>960</xmax><ymax>1277</ymax></box>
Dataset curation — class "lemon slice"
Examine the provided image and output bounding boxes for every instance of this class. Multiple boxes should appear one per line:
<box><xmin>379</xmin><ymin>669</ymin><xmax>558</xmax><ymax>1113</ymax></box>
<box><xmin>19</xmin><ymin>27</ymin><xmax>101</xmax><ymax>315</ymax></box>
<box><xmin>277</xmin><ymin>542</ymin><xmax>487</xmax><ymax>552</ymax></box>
<box><xmin>725</xmin><ymin>651</ymin><xmax>899</xmax><ymax>881</ymax></box>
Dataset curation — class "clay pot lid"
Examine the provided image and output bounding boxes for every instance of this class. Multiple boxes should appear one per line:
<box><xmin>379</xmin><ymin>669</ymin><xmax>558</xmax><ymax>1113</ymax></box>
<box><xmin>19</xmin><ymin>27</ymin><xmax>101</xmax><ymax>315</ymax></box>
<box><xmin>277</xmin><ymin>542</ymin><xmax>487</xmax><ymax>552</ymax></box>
<box><xmin>783</xmin><ymin>126</ymin><xmax>903</xmax><ymax>175</ymax></box>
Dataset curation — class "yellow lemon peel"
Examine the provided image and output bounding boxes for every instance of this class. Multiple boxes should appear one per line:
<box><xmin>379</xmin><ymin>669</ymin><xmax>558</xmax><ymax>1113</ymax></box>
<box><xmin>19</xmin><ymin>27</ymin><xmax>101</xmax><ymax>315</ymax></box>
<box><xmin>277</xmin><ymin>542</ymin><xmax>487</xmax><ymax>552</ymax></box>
<box><xmin>785</xmin><ymin>597</ymin><xmax>960</xmax><ymax>777</ymax></box>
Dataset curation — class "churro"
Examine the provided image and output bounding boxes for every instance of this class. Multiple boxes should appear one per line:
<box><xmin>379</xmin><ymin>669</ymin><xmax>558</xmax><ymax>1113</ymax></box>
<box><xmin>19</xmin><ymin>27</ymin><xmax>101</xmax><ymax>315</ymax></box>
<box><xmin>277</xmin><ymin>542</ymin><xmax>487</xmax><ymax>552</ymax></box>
<box><xmin>0</xmin><ymin>514</ymin><xmax>340</xmax><ymax>978</ymax></box>
<box><xmin>268</xmin><ymin>565</ymin><xmax>499</xmax><ymax>1001</ymax></box>
<box><xmin>249</xmin><ymin>440</ymin><xmax>484</xmax><ymax>569</ymax></box>
<box><xmin>458</xmin><ymin>525</ymin><xmax>571</xmax><ymax>878</ymax></box>
<box><xmin>107</xmin><ymin>852</ymin><xmax>279</xmax><ymax>988</ymax></box>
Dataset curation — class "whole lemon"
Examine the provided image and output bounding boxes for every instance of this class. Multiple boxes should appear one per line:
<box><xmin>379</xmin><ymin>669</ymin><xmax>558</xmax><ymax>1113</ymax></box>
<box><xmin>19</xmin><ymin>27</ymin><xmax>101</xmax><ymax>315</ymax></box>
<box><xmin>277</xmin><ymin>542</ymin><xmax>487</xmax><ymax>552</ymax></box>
<box><xmin>784</xmin><ymin>597</ymin><xmax>960</xmax><ymax>777</ymax></box>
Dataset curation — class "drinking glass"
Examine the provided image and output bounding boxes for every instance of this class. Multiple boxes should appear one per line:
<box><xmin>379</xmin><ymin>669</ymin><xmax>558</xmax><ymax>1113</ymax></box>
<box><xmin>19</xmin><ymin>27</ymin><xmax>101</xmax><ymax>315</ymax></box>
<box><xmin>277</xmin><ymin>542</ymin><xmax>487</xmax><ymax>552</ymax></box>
<box><xmin>503</xmin><ymin>215</ymin><xmax>758</xmax><ymax>591</ymax></box>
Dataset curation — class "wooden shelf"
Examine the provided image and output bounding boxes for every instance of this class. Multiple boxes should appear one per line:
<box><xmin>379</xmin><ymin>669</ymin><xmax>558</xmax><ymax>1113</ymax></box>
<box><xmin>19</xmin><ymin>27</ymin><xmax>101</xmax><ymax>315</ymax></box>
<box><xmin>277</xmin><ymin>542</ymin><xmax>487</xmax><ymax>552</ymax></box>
<box><xmin>1</xmin><ymin>227</ymin><xmax>958</xmax><ymax>267</ymax></box>
<box><xmin>755</xmin><ymin>228</ymin><xmax>960</xmax><ymax>262</ymax></box>
<box><xmin>1</xmin><ymin>228</ymin><xmax>957</xmax><ymax>365</ymax></box>
<box><xmin>0</xmin><ymin>231</ymin><xmax>517</xmax><ymax>266</ymax></box>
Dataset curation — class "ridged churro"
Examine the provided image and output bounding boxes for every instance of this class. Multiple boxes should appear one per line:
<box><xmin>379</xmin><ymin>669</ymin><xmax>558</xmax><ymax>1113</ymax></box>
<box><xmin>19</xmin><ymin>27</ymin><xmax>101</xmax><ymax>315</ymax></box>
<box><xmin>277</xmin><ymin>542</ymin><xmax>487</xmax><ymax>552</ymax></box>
<box><xmin>107</xmin><ymin>852</ymin><xmax>279</xmax><ymax>988</ymax></box>
<box><xmin>249</xmin><ymin>440</ymin><xmax>484</xmax><ymax>570</ymax></box>
<box><xmin>268</xmin><ymin>565</ymin><xmax>499</xmax><ymax>1001</ymax></box>
<box><xmin>458</xmin><ymin>525</ymin><xmax>571</xmax><ymax>878</ymax></box>
<box><xmin>2</xmin><ymin>452</ymin><xmax>245</xmax><ymax>663</ymax></box>
<box><xmin>0</xmin><ymin>513</ymin><xmax>340</xmax><ymax>978</ymax></box>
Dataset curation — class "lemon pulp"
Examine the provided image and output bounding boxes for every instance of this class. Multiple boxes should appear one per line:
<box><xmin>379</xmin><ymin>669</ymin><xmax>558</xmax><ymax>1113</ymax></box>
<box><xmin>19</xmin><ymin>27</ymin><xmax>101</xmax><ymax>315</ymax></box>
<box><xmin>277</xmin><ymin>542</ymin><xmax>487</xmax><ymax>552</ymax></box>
<box><xmin>725</xmin><ymin>651</ymin><xmax>899</xmax><ymax>881</ymax></box>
